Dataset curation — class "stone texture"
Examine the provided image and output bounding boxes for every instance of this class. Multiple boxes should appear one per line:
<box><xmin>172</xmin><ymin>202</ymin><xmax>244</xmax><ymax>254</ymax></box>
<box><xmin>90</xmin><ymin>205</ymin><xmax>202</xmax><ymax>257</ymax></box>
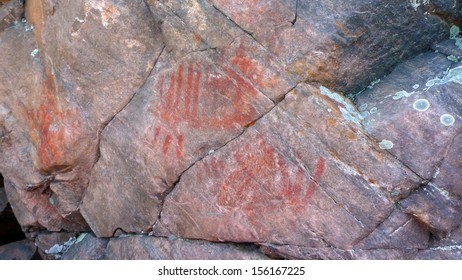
<box><xmin>104</xmin><ymin>236</ymin><xmax>268</xmax><ymax>260</ymax></box>
<box><xmin>415</xmin><ymin>246</ymin><xmax>462</xmax><ymax>260</ymax></box>
<box><xmin>209</xmin><ymin>0</ymin><xmax>452</xmax><ymax>93</ymax></box>
<box><xmin>0</xmin><ymin>0</ymin><xmax>164</xmax><ymax>233</ymax></box>
<box><xmin>0</xmin><ymin>240</ymin><xmax>37</xmax><ymax>260</ymax></box>
<box><xmin>354</xmin><ymin>45</ymin><xmax>462</xmax><ymax>242</ymax></box>
<box><xmin>260</xmin><ymin>244</ymin><xmax>418</xmax><ymax>260</ymax></box>
<box><xmin>154</xmin><ymin>84</ymin><xmax>421</xmax><ymax>249</ymax></box>
<box><xmin>355</xmin><ymin>209</ymin><xmax>429</xmax><ymax>250</ymax></box>
<box><xmin>355</xmin><ymin>51</ymin><xmax>461</xmax><ymax>180</ymax></box>
<box><xmin>399</xmin><ymin>185</ymin><xmax>461</xmax><ymax>237</ymax></box>
<box><xmin>62</xmin><ymin>233</ymin><xmax>108</xmax><ymax>260</ymax></box>
<box><xmin>0</xmin><ymin>0</ymin><xmax>23</xmax><ymax>33</ymax></box>
<box><xmin>81</xmin><ymin>43</ymin><xmax>274</xmax><ymax>237</ymax></box>
<box><xmin>0</xmin><ymin>0</ymin><xmax>461</xmax><ymax>260</ymax></box>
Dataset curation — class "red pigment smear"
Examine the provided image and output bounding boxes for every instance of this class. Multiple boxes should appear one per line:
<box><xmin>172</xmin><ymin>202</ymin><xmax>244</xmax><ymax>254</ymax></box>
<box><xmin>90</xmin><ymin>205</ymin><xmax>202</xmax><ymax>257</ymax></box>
<box><xmin>302</xmin><ymin>157</ymin><xmax>326</xmax><ymax>205</ymax></box>
<box><xmin>176</xmin><ymin>134</ymin><xmax>184</xmax><ymax>158</ymax></box>
<box><xmin>162</xmin><ymin>134</ymin><xmax>172</xmax><ymax>154</ymax></box>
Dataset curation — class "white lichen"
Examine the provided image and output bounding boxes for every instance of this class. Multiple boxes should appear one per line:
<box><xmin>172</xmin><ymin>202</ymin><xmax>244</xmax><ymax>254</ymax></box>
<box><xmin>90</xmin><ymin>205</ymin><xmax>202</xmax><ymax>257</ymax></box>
<box><xmin>413</xmin><ymin>99</ymin><xmax>430</xmax><ymax>112</ymax></box>
<box><xmin>379</xmin><ymin>139</ymin><xmax>394</xmax><ymax>150</ymax></box>
<box><xmin>392</xmin><ymin>90</ymin><xmax>415</xmax><ymax>100</ymax></box>
<box><xmin>449</xmin><ymin>25</ymin><xmax>462</xmax><ymax>50</ymax></box>
<box><xmin>30</xmin><ymin>49</ymin><xmax>39</xmax><ymax>57</ymax></box>
<box><xmin>425</xmin><ymin>66</ymin><xmax>462</xmax><ymax>90</ymax></box>
<box><xmin>430</xmin><ymin>245</ymin><xmax>462</xmax><ymax>251</ymax></box>
<box><xmin>440</xmin><ymin>114</ymin><xmax>455</xmax><ymax>126</ymax></box>
<box><xmin>319</xmin><ymin>86</ymin><xmax>363</xmax><ymax>128</ymax></box>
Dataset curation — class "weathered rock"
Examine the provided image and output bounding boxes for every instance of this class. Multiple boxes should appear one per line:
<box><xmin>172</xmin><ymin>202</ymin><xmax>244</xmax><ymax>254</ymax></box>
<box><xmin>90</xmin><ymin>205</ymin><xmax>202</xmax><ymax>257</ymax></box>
<box><xmin>154</xmin><ymin>84</ymin><xmax>421</xmax><ymax>249</ymax></box>
<box><xmin>35</xmin><ymin>231</ymin><xmax>76</xmax><ymax>259</ymax></box>
<box><xmin>354</xmin><ymin>46</ymin><xmax>462</xmax><ymax>239</ymax></box>
<box><xmin>355</xmin><ymin>51</ymin><xmax>461</xmax><ymax>180</ymax></box>
<box><xmin>209</xmin><ymin>0</ymin><xmax>452</xmax><ymax>93</ymax></box>
<box><xmin>399</xmin><ymin>185</ymin><xmax>461</xmax><ymax>237</ymax></box>
<box><xmin>0</xmin><ymin>240</ymin><xmax>37</xmax><ymax>260</ymax></box>
<box><xmin>0</xmin><ymin>0</ymin><xmax>461</xmax><ymax>260</ymax></box>
<box><xmin>0</xmin><ymin>0</ymin><xmax>164</xmax><ymax>232</ymax></box>
<box><xmin>0</xmin><ymin>0</ymin><xmax>23</xmax><ymax>33</ymax></box>
<box><xmin>415</xmin><ymin>245</ymin><xmax>462</xmax><ymax>260</ymax></box>
<box><xmin>260</xmin><ymin>244</ymin><xmax>418</xmax><ymax>260</ymax></box>
<box><xmin>81</xmin><ymin>46</ymin><xmax>274</xmax><ymax>237</ymax></box>
<box><xmin>62</xmin><ymin>233</ymin><xmax>108</xmax><ymax>260</ymax></box>
<box><xmin>355</xmin><ymin>209</ymin><xmax>429</xmax><ymax>250</ymax></box>
<box><xmin>433</xmin><ymin>132</ymin><xmax>462</xmax><ymax>197</ymax></box>
<box><xmin>105</xmin><ymin>236</ymin><xmax>268</xmax><ymax>260</ymax></box>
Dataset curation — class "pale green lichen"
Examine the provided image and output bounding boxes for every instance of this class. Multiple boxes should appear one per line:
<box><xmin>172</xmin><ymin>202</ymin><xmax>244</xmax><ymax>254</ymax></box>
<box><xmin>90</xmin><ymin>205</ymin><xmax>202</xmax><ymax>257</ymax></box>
<box><xmin>75</xmin><ymin>232</ymin><xmax>88</xmax><ymax>244</ymax></box>
<box><xmin>425</xmin><ymin>66</ymin><xmax>462</xmax><ymax>90</ymax></box>
<box><xmin>450</xmin><ymin>25</ymin><xmax>462</xmax><ymax>50</ymax></box>
<box><xmin>367</xmin><ymin>78</ymin><xmax>381</xmax><ymax>89</ymax></box>
<box><xmin>413</xmin><ymin>99</ymin><xmax>430</xmax><ymax>112</ymax></box>
<box><xmin>447</xmin><ymin>55</ymin><xmax>459</xmax><ymax>62</ymax></box>
<box><xmin>379</xmin><ymin>139</ymin><xmax>394</xmax><ymax>150</ymax></box>
<box><xmin>392</xmin><ymin>90</ymin><xmax>415</xmax><ymax>100</ymax></box>
<box><xmin>30</xmin><ymin>49</ymin><xmax>39</xmax><ymax>57</ymax></box>
<box><xmin>412</xmin><ymin>84</ymin><xmax>420</xmax><ymax>89</ymax></box>
<box><xmin>319</xmin><ymin>86</ymin><xmax>363</xmax><ymax>127</ymax></box>
<box><xmin>430</xmin><ymin>245</ymin><xmax>462</xmax><ymax>251</ymax></box>
<box><xmin>440</xmin><ymin>114</ymin><xmax>455</xmax><ymax>126</ymax></box>
<box><xmin>369</xmin><ymin>107</ymin><xmax>378</xmax><ymax>114</ymax></box>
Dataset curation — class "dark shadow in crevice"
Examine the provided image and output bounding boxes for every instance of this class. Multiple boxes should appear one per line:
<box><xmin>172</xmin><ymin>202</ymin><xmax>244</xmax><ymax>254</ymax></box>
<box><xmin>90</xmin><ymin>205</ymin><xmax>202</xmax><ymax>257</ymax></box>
<box><xmin>0</xmin><ymin>173</ymin><xmax>26</xmax><ymax>246</ymax></box>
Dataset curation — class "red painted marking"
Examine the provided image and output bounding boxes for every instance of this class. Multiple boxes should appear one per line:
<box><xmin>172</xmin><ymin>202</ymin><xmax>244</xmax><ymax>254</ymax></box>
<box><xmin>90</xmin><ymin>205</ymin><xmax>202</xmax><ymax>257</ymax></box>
<box><xmin>27</xmin><ymin>70</ymin><xmax>82</xmax><ymax>172</ymax></box>
<box><xmin>173</xmin><ymin>65</ymin><xmax>184</xmax><ymax>112</ymax></box>
<box><xmin>176</xmin><ymin>134</ymin><xmax>184</xmax><ymax>158</ymax></box>
<box><xmin>145</xmin><ymin>59</ymin><xmax>266</xmax><ymax>158</ymax></box>
<box><xmin>216</xmin><ymin>134</ymin><xmax>326</xmax><ymax>216</ymax></box>
<box><xmin>185</xmin><ymin>64</ymin><xmax>194</xmax><ymax>115</ymax></box>
<box><xmin>162</xmin><ymin>134</ymin><xmax>172</xmax><ymax>154</ymax></box>
<box><xmin>152</xmin><ymin>126</ymin><xmax>161</xmax><ymax>145</ymax></box>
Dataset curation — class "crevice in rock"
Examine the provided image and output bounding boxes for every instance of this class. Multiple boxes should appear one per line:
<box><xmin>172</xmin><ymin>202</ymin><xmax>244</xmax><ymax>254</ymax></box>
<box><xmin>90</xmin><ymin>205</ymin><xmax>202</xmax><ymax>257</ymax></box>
<box><xmin>426</xmin><ymin>4</ymin><xmax>462</xmax><ymax>27</ymax></box>
<box><xmin>430</xmin><ymin>129</ymin><xmax>462</xmax><ymax>182</ymax></box>
<box><xmin>152</xmin><ymin>83</ymin><xmax>301</xmax><ymax>233</ymax></box>
<box><xmin>291</xmin><ymin>0</ymin><xmax>299</xmax><ymax>26</ymax></box>
<box><xmin>0</xmin><ymin>173</ymin><xmax>27</xmax><ymax>246</ymax></box>
<box><xmin>91</xmin><ymin>46</ymin><xmax>165</xmax><ymax>171</ymax></box>
<box><xmin>208</xmin><ymin>2</ymin><xmax>271</xmax><ymax>54</ymax></box>
<box><xmin>350</xmin><ymin>204</ymin><xmax>396</xmax><ymax>248</ymax></box>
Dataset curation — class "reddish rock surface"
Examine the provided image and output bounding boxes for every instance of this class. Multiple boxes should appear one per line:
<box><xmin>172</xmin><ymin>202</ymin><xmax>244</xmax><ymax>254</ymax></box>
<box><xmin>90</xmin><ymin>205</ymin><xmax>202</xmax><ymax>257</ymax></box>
<box><xmin>0</xmin><ymin>0</ymin><xmax>461</xmax><ymax>259</ymax></box>
<box><xmin>104</xmin><ymin>236</ymin><xmax>268</xmax><ymax>260</ymax></box>
<box><xmin>62</xmin><ymin>233</ymin><xmax>108</xmax><ymax>260</ymax></box>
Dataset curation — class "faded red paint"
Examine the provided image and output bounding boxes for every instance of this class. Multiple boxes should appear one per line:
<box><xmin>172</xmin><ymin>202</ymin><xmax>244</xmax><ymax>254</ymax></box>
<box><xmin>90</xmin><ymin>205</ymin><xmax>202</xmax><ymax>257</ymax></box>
<box><xmin>143</xmin><ymin>124</ymin><xmax>185</xmax><ymax>159</ymax></box>
<box><xmin>167</xmin><ymin>62</ymin><xmax>261</xmax><ymax>127</ymax></box>
<box><xmin>27</xmin><ymin>70</ymin><xmax>82</xmax><ymax>172</ymax></box>
<box><xmin>216</xmin><ymin>134</ymin><xmax>326</xmax><ymax>216</ymax></box>
<box><xmin>144</xmin><ymin>62</ymin><xmax>263</xmax><ymax>157</ymax></box>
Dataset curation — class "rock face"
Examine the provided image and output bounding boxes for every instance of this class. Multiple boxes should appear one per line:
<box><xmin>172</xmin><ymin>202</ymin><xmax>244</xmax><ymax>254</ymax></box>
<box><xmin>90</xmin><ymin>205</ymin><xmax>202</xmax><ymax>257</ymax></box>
<box><xmin>0</xmin><ymin>240</ymin><xmax>38</xmax><ymax>260</ymax></box>
<box><xmin>0</xmin><ymin>0</ymin><xmax>461</xmax><ymax>259</ymax></box>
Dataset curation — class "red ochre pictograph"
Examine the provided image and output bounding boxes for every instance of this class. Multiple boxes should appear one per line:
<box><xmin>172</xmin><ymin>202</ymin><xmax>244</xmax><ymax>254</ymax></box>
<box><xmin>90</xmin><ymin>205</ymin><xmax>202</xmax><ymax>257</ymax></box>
<box><xmin>27</xmin><ymin>70</ymin><xmax>82</xmax><ymax>172</ymax></box>
<box><xmin>143</xmin><ymin>62</ymin><xmax>262</xmax><ymax>158</ymax></box>
<box><xmin>215</xmin><ymin>134</ymin><xmax>326</xmax><ymax>215</ymax></box>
